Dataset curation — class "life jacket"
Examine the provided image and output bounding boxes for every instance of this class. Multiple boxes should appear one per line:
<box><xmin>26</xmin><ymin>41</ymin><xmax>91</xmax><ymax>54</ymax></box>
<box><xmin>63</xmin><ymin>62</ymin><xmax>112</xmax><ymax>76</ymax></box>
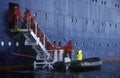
<box><xmin>66</xmin><ymin>42</ymin><xmax>72</xmax><ymax>52</ymax></box>
<box><xmin>76</xmin><ymin>50</ymin><xmax>82</xmax><ymax>61</ymax></box>
<box><xmin>31</xmin><ymin>16</ymin><xmax>35</xmax><ymax>27</ymax></box>
<box><xmin>37</xmin><ymin>29</ymin><xmax>44</xmax><ymax>42</ymax></box>
<box><xmin>8</xmin><ymin>12</ymin><xmax>13</xmax><ymax>22</ymax></box>
<box><xmin>14</xmin><ymin>8</ymin><xmax>21</xmax><ymax>19</ymax></box>
<box><xmin>57</xmin><ymin>45</ymin><xmax>62</xmax><ymax>50</ymax></box>
<box><xmin>24</xmin><ymin>10</ymin><xmax>31</xmax><ymax>21</ymax></box>
<box><xmin>51</xmin><ymin>43</ymin><xmax>57</xmax><ymax>50</ymax></box>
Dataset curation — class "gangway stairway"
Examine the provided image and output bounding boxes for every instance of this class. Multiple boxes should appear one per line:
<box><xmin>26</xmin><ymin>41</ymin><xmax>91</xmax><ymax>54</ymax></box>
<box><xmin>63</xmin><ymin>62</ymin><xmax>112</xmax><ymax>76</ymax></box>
<box><xmin>20</xmin><ymin>25</ymin><xmax>54</xmax><ymax>69</ymax></box>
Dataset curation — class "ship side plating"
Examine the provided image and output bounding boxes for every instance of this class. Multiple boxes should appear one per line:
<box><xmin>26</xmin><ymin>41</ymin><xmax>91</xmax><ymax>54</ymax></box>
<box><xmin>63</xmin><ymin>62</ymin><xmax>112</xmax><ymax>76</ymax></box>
<box><xmin>0</xmin><ymin>0</ymin><xmax>120</xmax><ymax>70</ymax></box>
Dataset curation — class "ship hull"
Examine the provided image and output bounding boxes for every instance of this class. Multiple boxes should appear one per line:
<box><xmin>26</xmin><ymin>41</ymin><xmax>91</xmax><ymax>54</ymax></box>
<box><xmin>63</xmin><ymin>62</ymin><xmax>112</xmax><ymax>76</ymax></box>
<box><xmin>0</xmin><ymin>0</ymin><xmax>120</xmax><ymax>71</ymax></box>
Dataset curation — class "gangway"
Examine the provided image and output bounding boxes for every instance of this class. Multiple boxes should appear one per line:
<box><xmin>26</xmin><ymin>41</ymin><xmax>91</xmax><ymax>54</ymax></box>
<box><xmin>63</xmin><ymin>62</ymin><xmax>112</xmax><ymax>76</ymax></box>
<box><xmin>8</xmin><ymin>3</ymin><xmax>64</xmax><ymax>70</ymax></box>
<box><xmin>11</xmin><ymin>22</ymin><xmax>56</xmax><ymax>69</ymax></box>
<box><xmin>23</xmin><ymin>27</ymin><xmax>64</xmax><ymax>69</ymax></box>
<box><xmin>22</xmin><ymin>24</ymin><xmax>54</xmax><ymax>69</ymax></box>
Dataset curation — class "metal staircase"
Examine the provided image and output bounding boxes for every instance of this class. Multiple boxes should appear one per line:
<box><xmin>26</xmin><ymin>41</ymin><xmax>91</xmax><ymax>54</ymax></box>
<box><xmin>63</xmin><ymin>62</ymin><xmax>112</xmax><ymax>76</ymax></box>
<box><xmin>22</xmin><ymin>24</ymin><xmax>54</xmax><ymax>69</ymax></box>
<box><xmin>9</xmin><ymin>6</ymin><xmax>64</xmax><ymax>70</ymax></box>
<box><xmin>24</xmin><ymin>29</ymin><xmax>50</xmax><ymax>58</ymax></box>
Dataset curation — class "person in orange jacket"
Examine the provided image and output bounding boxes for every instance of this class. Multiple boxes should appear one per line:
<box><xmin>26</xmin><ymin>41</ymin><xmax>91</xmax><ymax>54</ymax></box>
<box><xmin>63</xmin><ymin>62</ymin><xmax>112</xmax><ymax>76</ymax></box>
<box><xmin>49</xmin><ymin>41</ymin><xmax>57</xmax><ymax>60</ymax></box>
<box><xmin>8</xmin><ymin>11</ymin><xmax>13</xmax><ymax>27</ymax></box>
<box><xmin>64</xmin><ymin>40</ymin><xmax>73</xmax><ymax>60</ymax></box>
<box><xmin>51</xmin><ymin>41</ymin><xmax>57</xmax><ymax>50</ymax></box>
<box><xmin>37</xmin><ymin>24</ymin><xmax>44</xmax><ymax>44</ymax></box>
<box><xmin>57</xmin><ymin>42</ymin><xmax>63</xmax><ymax>50</ymax></box>
<box><xmin>14</xmin><ymin>6</ymin><xmax>21</xmax><ymax>29</ymax></box>
<box><xmin>23</xmin><ymin>9</ymin><xmax>31</xmax><ymax>29</ymax></box>
<box><xmin>31</xmin><ymin>13</ymin><xmax>36</xmax><ymax>32</ymax></box>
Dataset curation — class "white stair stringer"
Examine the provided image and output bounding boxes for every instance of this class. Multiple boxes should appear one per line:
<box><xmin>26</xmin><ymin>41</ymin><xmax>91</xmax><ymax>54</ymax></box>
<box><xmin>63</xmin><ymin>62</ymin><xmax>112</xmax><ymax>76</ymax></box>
<box><xmin>24</xmin><ymin>29</ymin><xmax>50</xmax><ymax>60</ymax></box>
<box><xmin>24</xmin><ymin>33</ymin><xmax>38</xmax><ymax>45</ymax></box>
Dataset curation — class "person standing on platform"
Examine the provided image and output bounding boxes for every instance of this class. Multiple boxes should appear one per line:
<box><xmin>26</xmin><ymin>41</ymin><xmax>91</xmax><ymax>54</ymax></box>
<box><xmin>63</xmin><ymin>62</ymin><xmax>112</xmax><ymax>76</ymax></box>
<box><xmin>57</xmin><ymin>42</ymin><xmax>62</xmax><ymax>50</ymax></box>
<box><xmin>14</xmin><ymin>6</ymin><xmax>21</xmax><ymax>29</ymax></box>
<box><xmin>31</xmin><ymin>13</ymin><xmax>36</xmax><ymax>33</ymax></box>
<box><xmin>51</xmin><ymin>41</ymin><xmax>57</xmax><ymax>50</ymax></box>
<box><xmin>64</xmin><ymin>40</ymin><xmax>73</xmax><ymax>60</ymax></box>
<box><xmin>57</xmin><ymin>42</ymin><xmax>64</xmax><ymax>61</ymax></box>
<box><xmin>37</xmin><ymin>24</ymin><xmax>44</xmax><ymax>44</ymax></box>
<box><xmin>23</xmin><ymin>9</ymin><xmax>31</xmax><ymax>29</ymax></box>
<box><xmin>50</xmin><ymin>41</ymin><xmax>57</xmax><ymax>61</ymax></box>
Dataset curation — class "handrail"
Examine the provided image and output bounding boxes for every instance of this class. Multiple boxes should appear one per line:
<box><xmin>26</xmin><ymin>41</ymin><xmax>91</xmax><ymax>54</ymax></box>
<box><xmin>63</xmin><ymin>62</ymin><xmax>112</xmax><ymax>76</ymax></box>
<box><xmin>37</xmin><ymin>24</ymin><xmax>52</xmax><ymax>46</ymax></box>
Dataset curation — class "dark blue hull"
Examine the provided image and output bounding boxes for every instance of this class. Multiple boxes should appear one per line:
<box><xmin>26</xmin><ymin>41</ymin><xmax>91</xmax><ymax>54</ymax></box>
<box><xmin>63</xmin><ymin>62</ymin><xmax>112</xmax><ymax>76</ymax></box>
<box><xmin>0</xmin><ymin>32</ymin><xmax>36</xmax><ymax>70</ymax></box>
<box><xmin>0</xmin><ymin>0</ymin><xmax>120</xmax><ymax>71</ymax></box>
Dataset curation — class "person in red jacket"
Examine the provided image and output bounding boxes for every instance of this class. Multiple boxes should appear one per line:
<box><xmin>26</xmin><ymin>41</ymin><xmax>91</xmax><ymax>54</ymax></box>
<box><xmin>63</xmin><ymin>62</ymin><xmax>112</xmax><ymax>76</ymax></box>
<box><xmin>37</xmin><ymin>24</ymin><xmax>44</xmax><ymax>44</ymax></box>
<box><xmin>23</xmin><ymin>9</ymin><xmax>31</xmax><ymax>29</ymax></box>
<box><xmin>51</xmin><ymin>41</ymin><xmax>57</xmax><ymax>50</ymax></box>
<box><xmin>64</xmin><ymin>40</ymin><xmax>73</xmax><ymax>60</ymax></box>
<box><xmin>49</xmin><ymin>41</ymin><xmax>57</xmax><ymax>60</ymax></box>
<box><xmin>57</xmin><ymin>42</ymin><xmax>63</xmax><ymax>50</ymax></box>
<box><xmin>14</xmin><ymin>6</ymin><xmax>21</xmax><ymax>29</ymax></box>
<box><xmin>31</xmin><ymin>14</ymin><xmax>36</xmax><ymax>32</ymax></box>
<box><xmin>8</xmin><ymin>11</ymin><xmax>13</xmax><ymax>27</ymax></box>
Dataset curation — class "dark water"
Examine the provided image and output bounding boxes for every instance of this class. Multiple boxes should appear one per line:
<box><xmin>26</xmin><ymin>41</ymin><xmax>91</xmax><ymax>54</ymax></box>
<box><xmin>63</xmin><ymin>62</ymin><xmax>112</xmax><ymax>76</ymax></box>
<box><xmin>0</xmin><ymin>61</ymin><xmax>120</xmax><ymax>78</ymax></box>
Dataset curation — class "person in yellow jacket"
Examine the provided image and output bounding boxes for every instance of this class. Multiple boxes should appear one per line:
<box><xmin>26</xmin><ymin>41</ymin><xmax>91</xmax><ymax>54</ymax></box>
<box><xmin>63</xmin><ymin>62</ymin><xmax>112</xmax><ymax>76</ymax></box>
<box><xmin>76</xmin><ymin>48</ymin><xmax>82</xmax><ymax>61</ymax></box>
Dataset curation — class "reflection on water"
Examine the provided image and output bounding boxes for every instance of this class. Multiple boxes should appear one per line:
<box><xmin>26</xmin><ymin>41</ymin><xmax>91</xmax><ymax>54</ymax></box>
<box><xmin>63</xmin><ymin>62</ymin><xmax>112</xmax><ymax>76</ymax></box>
<box><xmin>0</xmin><ymin>61</ymin><xmax>120</xmax><ymax>78</ymax></box>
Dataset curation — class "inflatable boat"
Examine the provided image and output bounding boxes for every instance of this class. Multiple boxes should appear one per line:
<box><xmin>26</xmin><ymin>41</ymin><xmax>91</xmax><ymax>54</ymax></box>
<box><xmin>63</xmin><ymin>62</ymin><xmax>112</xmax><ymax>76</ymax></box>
<box><xmin>69</xmin><ymin>57</ymin><xmax>102</xmax><ymax>71</ymax></box>
<box><xmin>53</xmin><ymin>57</ymin><xmax>102</xmax><ymax>72</ymax></box>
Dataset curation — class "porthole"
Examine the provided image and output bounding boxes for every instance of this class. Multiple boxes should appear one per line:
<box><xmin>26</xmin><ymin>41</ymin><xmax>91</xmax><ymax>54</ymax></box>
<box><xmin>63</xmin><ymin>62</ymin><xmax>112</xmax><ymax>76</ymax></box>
<box><xmin>85</xmin><ymin>20</ymin><xmax>88</xmax><ymax>24</ymax></box>
<box><xmin>71</xmin><ymin>17</ymin><xmax>74</xmax><ymax>22</ymax></box>
<box><xmin>101</xmin><ymin>1</ymin><xmax>104</xmax><ymax>4</ymax></box>
<box><xmin>81</xmin><ymin>43</ymin><xmax>84</xmax><ymax>47</ymax></box>
<box><xmin>44</xmin><ymin>14</ymin><xmax>47</xmax><ymax>19</ymax></box>
<box><xmin>95</xmin><ymin>0</ymin><xmax>97</xmax><ymax>3</ymax></box>
<box><xmin>109</xmin><ymin>23</ymin><xmax>111</xmax><ymax>27</ymax></box>
<box><xmin>101</xmin><ymin>22</ymin><xmax>106</xmax><ymax>26</ymax></box>
<box><xmin>115</xmin><ymin>43</ymin><xmax>117</xmax><ymax>47</ymax></box>
<box><xmin>75</xmin><ymin>18</ymin><xmax>77</xmax><ymax>23</ymax></box>
<box><xmin>8</xmin><ymin>41</ymin><xmax>12</xmax><ymax>46</ymax></box>
<box><xmin>115</xmin><ymin>24</ymin><xmax>117</xmax><ymax>28</ymax></box>
<box><xmin>107</xmin><ymin>43</ymin><xmax>109</xmax><ymax>47</ymax></box>
<box><xmin>99</xmin><ymin>43</ymin><xmax>101</xmax><ymax>47</ymax></box>
<box><xmin>92</xmin><ymin>21</ymin><xmax>94</xmax><ymax>25</ymax></box>
<box><xmin>92</xmin><ymin>0</ymin><xmax>94</xmax><ymax>2</ymax></box>
<box><xmin>91</xmin><ymin>43</ymin><xmax>94</xmax><ymax>47</ymax></box>
<box><xmin>104</xmin><ymin>23</ymin><xmax>106</xmax><ymax>26</ymax></box>
<box><xmin>101</xmin><ymin>22</ymin><xmax>104</xmax><ymax>26</ymax></box>
<box><xmin>115</xmin><ymin>4</ymin><xmax>117</xmax><ymax>7</ymax></box>
<box><xmin>16</xmin><ymin>42</ymin><xmax>19</xmax><ymax>47</ymax></box>
<box><xmin>1</xmin><ymin>41</ymin><xmax>4</xmax><ymax>46</ymax></box>
<box><xmin>118</xmin><ymin>5</ymin><xmax>119</xmax><ymax>8</ymax></box>
<box><xmin>104</xmin><ymin>1</ymin><xmax>106</xmax><ymax>5</ymax></box>
<box><xmin>75</xmin><ymin>42</ymin><xmax>77</xmax><ymax>47</ymax></box>
<box><xmin>34</xmin><ymin>12</ymin><xmax>37</xmax><ymax>17</ymax></box>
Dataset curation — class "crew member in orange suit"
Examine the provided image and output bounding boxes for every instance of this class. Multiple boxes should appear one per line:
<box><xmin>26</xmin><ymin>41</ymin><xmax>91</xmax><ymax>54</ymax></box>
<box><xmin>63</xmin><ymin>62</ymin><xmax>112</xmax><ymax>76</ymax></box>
<box><xmin>37</xmin><ymin>24</ymin><xmax>44</xmax><ymax>44</ymax></box>
<box><xmin>49</xmin><ymin>41</ymin><xmax>57</xmax><ymax>60</ymax></box>
<box><xmin>31</xmin><ymin>14</ymin><xmax>36</xmax><ymax>32</ymax></box>
<box><xmin>51</xmin><ymin>41</ymin><xmax>57</xmax><ymax>50</ymax></box>
<box><xmin>14</xmin><ymin>6</ymin><xmax>21</xmax><ymax>29</ymax></box>
<box><xmin>64</xmin><ymin>40</ymin><xmax>73</xmax><ymax>60</ymax></box>
<box><xmin>23</xmin><ymin>9</ymin><xmax>31</xmax><ymax>29</ymax></box>
<box><xmin>57</xmin><ymin>42</ymin><xmax>63</xmax><ymax>50</ymax></box>
<box><xmin>8</xmin><ymin>11</ymin><xmax>13</xmax><ymax>27</ymax></box>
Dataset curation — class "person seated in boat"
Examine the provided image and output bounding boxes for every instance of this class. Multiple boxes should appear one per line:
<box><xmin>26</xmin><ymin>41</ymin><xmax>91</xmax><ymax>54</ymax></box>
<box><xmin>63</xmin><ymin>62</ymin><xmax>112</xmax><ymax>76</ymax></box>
<box><xmin>76</xmin><ymin>48</ymin><xmax>82</xmax><ymax>61</ymax></box>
